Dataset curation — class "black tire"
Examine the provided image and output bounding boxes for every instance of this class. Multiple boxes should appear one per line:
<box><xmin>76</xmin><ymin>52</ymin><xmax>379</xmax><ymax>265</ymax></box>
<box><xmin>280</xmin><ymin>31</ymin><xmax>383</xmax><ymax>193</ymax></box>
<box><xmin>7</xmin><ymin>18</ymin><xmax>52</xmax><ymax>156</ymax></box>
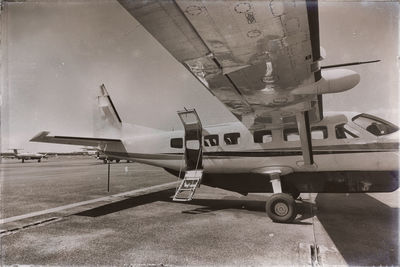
<box><xmin>266</xmin><ymin>193</ymin><xmax>297</xmax><ymax>223</ymax></box>
<box><xmin>116</xmin><ymin>159</ymin><xmax>120</xmax><ymax>163</ymax></box>
<box><xmin>38</xmin><ymin>159</ymin><xmax>41</xmax><ymax>163</ymax></box>
<box><xmin>22</xmin><ymin>159</ymin><xmax>24</xmax><ymax>163</ymax></box>
<box><xmin>103</xmin><ymin>159</ymin><xmax>107</xmax><ymax>164</ymax></box>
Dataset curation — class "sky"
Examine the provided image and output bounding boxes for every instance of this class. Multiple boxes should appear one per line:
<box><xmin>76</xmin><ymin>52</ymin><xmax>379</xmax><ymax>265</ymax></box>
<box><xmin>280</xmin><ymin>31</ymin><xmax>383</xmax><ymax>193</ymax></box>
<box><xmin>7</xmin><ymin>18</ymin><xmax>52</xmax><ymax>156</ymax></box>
<box><xmin>0</xmin><ymin>0</ymin><xmax>398</xmax><ymax>152</ymax></box>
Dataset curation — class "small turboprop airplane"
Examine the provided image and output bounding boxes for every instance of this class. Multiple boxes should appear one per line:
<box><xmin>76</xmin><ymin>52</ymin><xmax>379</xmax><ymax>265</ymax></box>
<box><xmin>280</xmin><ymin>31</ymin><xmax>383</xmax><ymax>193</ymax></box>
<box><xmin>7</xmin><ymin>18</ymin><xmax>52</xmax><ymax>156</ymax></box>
<box><xmin>9</xmin><ymin>149</ymin><xmax>47</xmax><ymax>163</ymax></box>
<box><xmin>30</xmin><ymin>0</ymin><xmax>399</xmax><ymax>223</ymax></box>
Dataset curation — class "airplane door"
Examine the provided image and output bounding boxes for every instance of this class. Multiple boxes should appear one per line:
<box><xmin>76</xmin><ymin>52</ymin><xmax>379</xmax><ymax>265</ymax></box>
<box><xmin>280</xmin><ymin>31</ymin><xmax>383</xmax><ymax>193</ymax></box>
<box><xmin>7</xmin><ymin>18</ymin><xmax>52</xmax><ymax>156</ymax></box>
<box><xmin>177</xmin><ymin>109</ymin><xmax>203</xmax><ymax>170</ymax></box>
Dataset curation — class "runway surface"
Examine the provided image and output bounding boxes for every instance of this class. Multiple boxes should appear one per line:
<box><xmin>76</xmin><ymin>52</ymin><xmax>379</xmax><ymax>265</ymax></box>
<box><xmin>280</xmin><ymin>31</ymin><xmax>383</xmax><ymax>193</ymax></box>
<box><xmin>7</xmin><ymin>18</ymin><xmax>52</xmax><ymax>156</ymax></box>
<box><xmin>1</xmin><ymin>157</ymin><xmax>398</xmax><ymax>265</ymax></box>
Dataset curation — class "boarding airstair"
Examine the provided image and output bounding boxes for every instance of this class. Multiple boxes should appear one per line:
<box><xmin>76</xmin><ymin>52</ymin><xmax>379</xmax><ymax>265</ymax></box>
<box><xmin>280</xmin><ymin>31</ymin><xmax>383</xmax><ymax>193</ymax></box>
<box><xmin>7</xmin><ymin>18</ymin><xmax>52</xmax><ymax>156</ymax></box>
<box><xmin>173</xmin><ymin>109</ymin><xmax>203</xmax><ymax>202</ymax></box>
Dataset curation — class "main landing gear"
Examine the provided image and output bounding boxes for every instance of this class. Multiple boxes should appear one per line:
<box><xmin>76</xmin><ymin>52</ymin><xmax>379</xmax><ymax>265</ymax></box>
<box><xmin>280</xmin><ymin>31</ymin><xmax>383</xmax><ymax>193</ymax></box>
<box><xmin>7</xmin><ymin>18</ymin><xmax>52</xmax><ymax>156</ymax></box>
<box><xmin>265</xmin><ymin>172</ymin><xmax>297</xmax><ymax>223</ymax></box>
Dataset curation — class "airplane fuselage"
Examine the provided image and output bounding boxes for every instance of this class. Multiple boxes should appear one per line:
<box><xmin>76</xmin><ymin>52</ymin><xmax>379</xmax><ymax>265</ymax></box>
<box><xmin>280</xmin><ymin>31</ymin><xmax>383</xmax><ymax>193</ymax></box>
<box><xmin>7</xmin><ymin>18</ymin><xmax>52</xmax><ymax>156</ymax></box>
<box><xmin>104</xmin><ymin>112</ymin><xmax>399</xmax><ymax>194</ymax></box>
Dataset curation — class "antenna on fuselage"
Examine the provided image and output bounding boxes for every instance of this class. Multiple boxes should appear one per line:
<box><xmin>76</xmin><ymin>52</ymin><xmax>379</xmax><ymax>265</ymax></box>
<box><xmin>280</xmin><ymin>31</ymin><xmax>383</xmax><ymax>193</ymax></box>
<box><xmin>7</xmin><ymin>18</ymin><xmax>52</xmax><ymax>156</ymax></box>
<box><xmin>321</xmin><ymin>59</ymin><xmax>380</xmax><ymax>69</ymax></box>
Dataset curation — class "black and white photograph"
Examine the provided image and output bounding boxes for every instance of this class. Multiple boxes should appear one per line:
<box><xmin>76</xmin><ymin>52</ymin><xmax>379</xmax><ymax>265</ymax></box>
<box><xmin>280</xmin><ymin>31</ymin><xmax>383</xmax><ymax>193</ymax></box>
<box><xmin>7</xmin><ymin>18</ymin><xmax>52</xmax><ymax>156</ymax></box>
<box><xmin>0</xmin><ymin>0</ymin><xmax>398</xmax><ymax>265</ymax></box>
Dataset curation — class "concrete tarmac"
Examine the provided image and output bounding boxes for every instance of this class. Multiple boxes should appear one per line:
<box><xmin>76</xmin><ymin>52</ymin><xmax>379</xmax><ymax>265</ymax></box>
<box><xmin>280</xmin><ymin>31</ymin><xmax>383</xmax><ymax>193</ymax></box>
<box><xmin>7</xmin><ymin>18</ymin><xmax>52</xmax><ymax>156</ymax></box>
<box><xmin>0</xmin><ymin>157</ymin><xmax>398</xmax><ymax>265</ymax></box>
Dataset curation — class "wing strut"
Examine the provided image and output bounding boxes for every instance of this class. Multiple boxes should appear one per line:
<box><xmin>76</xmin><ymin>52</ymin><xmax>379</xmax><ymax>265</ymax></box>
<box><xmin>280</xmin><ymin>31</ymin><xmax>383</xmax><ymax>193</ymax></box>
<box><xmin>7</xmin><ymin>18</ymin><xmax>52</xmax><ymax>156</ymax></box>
<box><xmin>296</xmin><ymin>111</ymin><xmax>314</xmax><ymax>165</ymax></box>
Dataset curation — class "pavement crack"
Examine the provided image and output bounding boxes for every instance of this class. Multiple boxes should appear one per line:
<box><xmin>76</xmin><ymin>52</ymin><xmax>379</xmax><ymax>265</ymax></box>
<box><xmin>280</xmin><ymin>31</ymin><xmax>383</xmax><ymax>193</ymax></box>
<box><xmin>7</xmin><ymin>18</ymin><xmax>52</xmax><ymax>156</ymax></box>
<box><xmin>0</xmin><ymin>217</ymin><xmax>62</xmax><ymax>237</ymax></box>
<box><xmin>310</xmin><ymin>244</ymin><xmax>321</xmax><ymax>266</ymax></box>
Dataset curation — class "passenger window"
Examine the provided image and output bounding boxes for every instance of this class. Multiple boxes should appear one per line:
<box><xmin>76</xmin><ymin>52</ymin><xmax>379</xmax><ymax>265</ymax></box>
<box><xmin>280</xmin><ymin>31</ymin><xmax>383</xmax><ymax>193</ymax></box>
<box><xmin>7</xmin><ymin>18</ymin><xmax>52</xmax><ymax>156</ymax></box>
<box><xmin>224</xmin><ymin>132</ymin><xmax>240</xmax><ymax>145</ymax></box>
<box><xmin>311</xmin><ymin>126</ymin><xmax>328</xmax><ymax>139</ymax></box>
<box><xmin>170</xmin><ymin>138</ymin><xmax>183</xmax><ymax>148</ymax></box>
<box><xmin>253</xmin><ymin>130</ymin><xmax>272</xmax><ymax>143</ymax></box>
<box><xmin>283</xmin><ymin>128</ymin><xmax>300</xmax><ymax>141</ymax></box>
<box><xmin>204</xmin><ymin>135</ymin><xmax>219</xmax><ymax>147</ymax></box>
<box><xmin>335</xmin><ymin>124</ymin><xmax>359</xmax><ymax>139</ymax></box>
<box><xmin>284</xmin><ymin>126</ymin><xmax>328</xmax><ymax>141</ymax></box>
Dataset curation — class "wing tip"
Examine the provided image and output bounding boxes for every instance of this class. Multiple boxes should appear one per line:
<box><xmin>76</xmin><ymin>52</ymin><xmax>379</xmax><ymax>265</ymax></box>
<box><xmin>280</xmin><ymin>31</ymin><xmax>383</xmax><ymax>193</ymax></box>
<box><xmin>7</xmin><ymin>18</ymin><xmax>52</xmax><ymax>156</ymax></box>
<box><xmin>30</xmin><ymin>131</ymin><xmax>51</xmax><ymax>142</ymax></box>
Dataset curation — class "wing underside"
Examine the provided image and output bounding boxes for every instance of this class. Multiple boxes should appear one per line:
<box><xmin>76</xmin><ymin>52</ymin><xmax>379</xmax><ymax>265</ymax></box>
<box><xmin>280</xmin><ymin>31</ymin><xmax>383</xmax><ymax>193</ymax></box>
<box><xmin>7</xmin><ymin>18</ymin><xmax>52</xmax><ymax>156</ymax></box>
<box><xmin>118</xmin><ymin>0</ymin><xmax>322</xmax><ymax>130</ymax></box>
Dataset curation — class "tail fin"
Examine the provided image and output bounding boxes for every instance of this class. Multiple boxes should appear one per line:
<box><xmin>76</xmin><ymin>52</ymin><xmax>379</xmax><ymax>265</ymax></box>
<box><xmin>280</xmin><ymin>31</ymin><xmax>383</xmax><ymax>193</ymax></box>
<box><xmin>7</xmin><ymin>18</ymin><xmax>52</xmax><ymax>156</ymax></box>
<box><xmin>9</xmin><ymin>149</ymin><xmax>20</xmax><ymax>155</ymax></box>
<box><xmin>93</xmin><ymin>84</ymin><xmax>165</xmax><ymax>138</ymax></box>
<box><xmin>98</xmin><ymin>84</ymin><xmax>122</xmax><ymax>127</ymax></box>
<box><xmin>93</xmin><ymin>84</ymin><xmax>123</xmax><ymax>138</ymax></box>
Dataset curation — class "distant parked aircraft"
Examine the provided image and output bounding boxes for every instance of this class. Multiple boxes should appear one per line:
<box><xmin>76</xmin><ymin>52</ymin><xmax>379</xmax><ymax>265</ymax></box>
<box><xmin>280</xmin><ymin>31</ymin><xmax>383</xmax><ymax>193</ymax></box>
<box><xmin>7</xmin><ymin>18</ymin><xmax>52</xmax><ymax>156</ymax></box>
<box><xmin>95</xmin><ymin>150</ymin><xmax>132</xmax><ymax>164</ymax></box>
<box><xmin>10</xmin><ymin>149</ymin><xmax>47</xmax><ymax>163</ymax></box>
<box><xmin>83</xmin><ymin>147</ymin><xmax>131</xmax><ymax>164</ymax></box>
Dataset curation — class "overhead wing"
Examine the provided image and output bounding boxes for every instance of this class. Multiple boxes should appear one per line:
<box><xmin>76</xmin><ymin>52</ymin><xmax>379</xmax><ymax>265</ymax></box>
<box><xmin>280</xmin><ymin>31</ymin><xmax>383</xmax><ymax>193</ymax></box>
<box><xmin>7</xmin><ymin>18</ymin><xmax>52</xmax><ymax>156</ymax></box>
<box><xmin>30</xmin><ymin>131</ymin><xmax>127</xmax><ymax>153</ymax></box>
<box><xmin>118</xmin><ymin>0</ymin><xmax>323</xmax><ymax>130</ymax></box>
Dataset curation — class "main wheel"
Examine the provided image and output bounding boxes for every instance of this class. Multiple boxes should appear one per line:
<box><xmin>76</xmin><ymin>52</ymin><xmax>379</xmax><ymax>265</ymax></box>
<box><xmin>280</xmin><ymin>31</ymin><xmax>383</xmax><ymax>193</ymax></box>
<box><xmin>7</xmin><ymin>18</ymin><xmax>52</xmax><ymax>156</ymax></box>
<box><xmin>266</xmin><ymin>193</ymin><xmax>297</xmax><ymax>223</ymax></box>
<box><xmin>103</xmin><ymin>159</ymin><xmax>107</xmax><ymax>164</ymax></box>
<box><xmin>116</xmin><ymin>159</ymin><xmax>120</xmax><ymax>163</ymax></box>
<box><xmin>38</xmin><ymin>159</ymin><xmax>41</xmax><ymax>163</ymax></box>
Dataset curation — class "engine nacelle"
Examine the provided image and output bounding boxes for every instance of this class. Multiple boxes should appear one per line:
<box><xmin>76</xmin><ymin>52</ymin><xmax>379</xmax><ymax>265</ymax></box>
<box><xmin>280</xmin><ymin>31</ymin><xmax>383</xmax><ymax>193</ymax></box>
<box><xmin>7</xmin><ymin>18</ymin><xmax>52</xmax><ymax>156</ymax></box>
<box><xmin>292</xmin><ymin>69</ymin><xmax>360</xmax><ymax>95</ymax></box>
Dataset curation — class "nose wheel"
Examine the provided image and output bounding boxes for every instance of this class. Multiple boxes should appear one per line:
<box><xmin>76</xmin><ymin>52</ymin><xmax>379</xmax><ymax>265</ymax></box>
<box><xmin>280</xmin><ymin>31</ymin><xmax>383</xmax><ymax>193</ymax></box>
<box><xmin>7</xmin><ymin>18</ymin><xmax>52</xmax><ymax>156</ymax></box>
<box><xmin>266</xmin><ymin>193</ymin><xmax>297</xmax><ymax>223</ymax></box>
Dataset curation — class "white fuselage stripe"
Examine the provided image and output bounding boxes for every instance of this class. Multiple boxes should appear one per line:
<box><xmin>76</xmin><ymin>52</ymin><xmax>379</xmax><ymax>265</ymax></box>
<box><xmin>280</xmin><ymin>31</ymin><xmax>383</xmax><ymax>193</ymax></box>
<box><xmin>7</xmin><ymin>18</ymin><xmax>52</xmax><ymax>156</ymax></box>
<box><xmin>0</xmin><ymin>181</ymin><xmax>178</xmax><ymax>224</ymax></box>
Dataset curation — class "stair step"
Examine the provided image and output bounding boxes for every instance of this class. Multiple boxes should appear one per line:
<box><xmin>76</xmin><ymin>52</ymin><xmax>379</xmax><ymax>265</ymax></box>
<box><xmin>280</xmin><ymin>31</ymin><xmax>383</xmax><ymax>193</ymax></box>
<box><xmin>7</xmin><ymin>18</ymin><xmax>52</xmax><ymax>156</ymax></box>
<box><xmin>173</xmin><ymin>169</ymin><xmax>203</xmax><ymax>202</ymax></box>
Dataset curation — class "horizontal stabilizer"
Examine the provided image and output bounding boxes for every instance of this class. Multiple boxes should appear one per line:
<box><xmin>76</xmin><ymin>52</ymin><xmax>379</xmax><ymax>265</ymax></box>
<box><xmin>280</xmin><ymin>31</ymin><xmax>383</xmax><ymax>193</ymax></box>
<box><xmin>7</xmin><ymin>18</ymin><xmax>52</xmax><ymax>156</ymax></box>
<box><xmin>30</xmin><ymin>131</ymin><xmax>125</xmax><ymax>152</ymax></box>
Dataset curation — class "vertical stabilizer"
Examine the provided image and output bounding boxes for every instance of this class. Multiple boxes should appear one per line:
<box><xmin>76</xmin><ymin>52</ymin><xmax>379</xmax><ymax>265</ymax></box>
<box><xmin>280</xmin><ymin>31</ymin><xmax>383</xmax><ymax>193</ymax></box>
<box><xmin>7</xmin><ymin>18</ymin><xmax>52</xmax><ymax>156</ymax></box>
<box><xmin>94</xmin><ymin>84</ymin><xmax>123</xmax><ymax>138</ymax></box>
<box><xmin>98</xmin><ymin>84</ymin><xmax>122</xmax><ymax>127</ymax></box>
<box><xmin>93</xmin><ymin>84</ymin><xmax>164</xmax><ymax>139</ymax></box>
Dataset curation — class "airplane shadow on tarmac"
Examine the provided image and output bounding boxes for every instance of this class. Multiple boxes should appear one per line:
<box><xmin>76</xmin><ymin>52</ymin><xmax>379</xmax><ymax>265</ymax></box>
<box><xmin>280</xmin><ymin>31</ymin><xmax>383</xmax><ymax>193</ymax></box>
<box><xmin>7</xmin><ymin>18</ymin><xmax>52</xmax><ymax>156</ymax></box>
<box><xmin>75</xmin><ymin>190</ymin><xmax>398</xmax><ymax>265</ymax></box>
<box><xmin>75</xmin><ymin>189</ymin><xmax>176</xmax><ymax>217</ymax></box>
<box><xmin>75</xmin><ymin>188</ymin><xmax>314</xmax><ymax>225</ymax></box>
<box><xmin>315</xmin><ymin>193</ymin><xmax>399</xmax><ymax>266</ymax></box>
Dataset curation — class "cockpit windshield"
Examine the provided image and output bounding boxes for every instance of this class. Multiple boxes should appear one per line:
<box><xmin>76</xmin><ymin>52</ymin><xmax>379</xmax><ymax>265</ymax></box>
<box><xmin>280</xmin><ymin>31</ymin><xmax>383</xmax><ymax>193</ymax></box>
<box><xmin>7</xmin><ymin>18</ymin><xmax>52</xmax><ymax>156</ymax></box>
<box><xmin>352</xmin><ymin>113</ymin><xmax>399</xmax><ymax>136</ymax></box>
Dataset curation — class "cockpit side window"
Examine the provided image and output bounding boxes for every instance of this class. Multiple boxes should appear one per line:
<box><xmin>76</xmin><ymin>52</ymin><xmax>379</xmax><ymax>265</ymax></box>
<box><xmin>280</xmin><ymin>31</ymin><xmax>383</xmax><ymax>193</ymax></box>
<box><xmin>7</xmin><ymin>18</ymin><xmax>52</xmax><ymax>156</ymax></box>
<box><xmin>224</xmin><ymin>132</ymin><xmax>240</xmax><ymax>145</ymax></box>
<box><xmin>335</xmin><ymin>124</ymin><xmax>359</xmax><ymax>139</ymax></box>
<box><xmin>170</xmin><ymin>138</ymin><xmax>183</xmax><ymax>148</ymax></box>
<box><xmin>352</xmin><ymin>113</ymin><xmax>399</xmax><ymax>136</ymax></box>
<box><xmin>204</xmin><ymin>135</ymin><xmax>219</xmax><ymax>147</ymax></box>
